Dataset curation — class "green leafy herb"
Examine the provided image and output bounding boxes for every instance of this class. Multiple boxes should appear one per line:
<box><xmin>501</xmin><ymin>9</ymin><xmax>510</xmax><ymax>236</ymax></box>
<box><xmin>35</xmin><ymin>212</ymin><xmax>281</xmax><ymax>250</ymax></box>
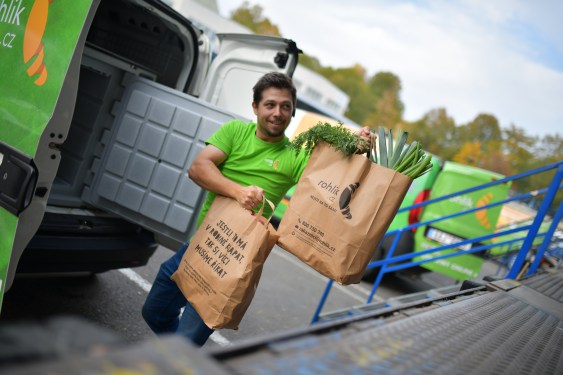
<box><xmin>290</xmin><ymin>122</ymin><xmax>367</xmax><ymax>156</ymax></box>
<box><xmin>291</xmin><ymin>122</ymin><xmax>432</xmax><ymax>179</ymax></box>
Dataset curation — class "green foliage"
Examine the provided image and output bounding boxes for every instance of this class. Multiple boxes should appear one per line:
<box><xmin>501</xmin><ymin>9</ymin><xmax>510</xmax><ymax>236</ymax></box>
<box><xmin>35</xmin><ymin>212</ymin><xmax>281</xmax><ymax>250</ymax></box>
<box><xmin>290</xmin><ymin>122</ymin><xmax>367</xmax><ymax>156</ymax></box>
<box><xmin>317</xmin><ymin>65</ymin><xmax>375</xmax><ymax>124</ymax></box>
<box><xmin>459</xmin><ymin>113</ymin><xmax>503</xmax><ymax>147</ymax></box>
<box><xmin>366</xmin><ymin>72</ymin><xmax>404</xmax><ymax>129</ymax></box>
<box><xmin>299</xmin><ymin>54</ymin><xmax>323</xmax><ymax>72</ymax></box>
<box><xmin>291</xmin><ymin>123</ymin><xmax>431</xmax><ymax>179</ymax></box>
<box><xmin>403</xmin><ymin>108</ymin><xmax>458</xmax><ymax>161</ymax></box>
<box><xmin>230</xmin><ymin>2</ymin><xmax>281</xmax><ymax>36</ymax></box>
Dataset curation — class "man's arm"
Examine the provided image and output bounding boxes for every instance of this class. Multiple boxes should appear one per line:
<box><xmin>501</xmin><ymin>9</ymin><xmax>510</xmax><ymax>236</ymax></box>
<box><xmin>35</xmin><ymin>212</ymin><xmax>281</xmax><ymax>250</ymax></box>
<box><xmin>188</xmin><ymin>145</ymin><xmax>264</xmax><ymax>210</ymax></box>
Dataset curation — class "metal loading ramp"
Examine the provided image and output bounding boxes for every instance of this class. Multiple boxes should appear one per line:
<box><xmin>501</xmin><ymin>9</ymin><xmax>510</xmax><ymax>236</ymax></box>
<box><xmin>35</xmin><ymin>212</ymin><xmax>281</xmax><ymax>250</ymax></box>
<box><xmin>1</xmin><ymin>270</ymin><xmax>562</xmax><ymax>374</ymax></box>
<box><xmin>209</xmin><ymin>269</ymin><xmax>563</xmax><ymax>374</ymax></box>
<box><xmin>521</xmin><ymin>271</ymin><xmax>563</xmax><ymax>303</ymax></box>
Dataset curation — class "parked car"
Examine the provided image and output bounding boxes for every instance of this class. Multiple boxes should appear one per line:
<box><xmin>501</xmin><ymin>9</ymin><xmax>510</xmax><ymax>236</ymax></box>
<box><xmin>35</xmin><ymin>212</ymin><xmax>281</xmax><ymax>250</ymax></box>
<box><xmin>0</xmin><ymin>0</ymin><xmax>300</xmax><ymax>303</ymax></box>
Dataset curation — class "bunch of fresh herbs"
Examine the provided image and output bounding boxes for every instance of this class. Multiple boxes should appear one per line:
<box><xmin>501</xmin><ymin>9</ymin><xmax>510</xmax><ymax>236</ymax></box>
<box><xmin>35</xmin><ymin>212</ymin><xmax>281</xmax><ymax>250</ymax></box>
<box><xmin>290</xmin><ymin>122</ymin><xmax>432</xmax><ymax>179</ymax></box>
<box><xmin>290</xmin><ymin>122</ymin><xmax>368</xmax><ymax>157</ymax></box>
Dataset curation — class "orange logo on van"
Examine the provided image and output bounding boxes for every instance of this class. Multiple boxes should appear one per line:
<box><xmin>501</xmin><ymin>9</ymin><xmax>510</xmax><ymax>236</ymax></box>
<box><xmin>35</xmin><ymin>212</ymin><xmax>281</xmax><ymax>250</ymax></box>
<box><xmin>475</xmin><ymin>192</ymin><xmax>493</xmax><ymax>229</ymax></box>
<box><xmin>23</xmin><ymin>0</ymin><xmax>52</xmax><ymax>86</ymax></box>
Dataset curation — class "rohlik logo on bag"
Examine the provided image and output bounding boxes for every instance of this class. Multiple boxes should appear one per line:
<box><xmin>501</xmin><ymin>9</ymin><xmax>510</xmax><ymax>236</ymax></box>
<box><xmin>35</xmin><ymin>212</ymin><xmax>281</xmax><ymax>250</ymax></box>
<box><xmin>318</xmin><ymin>180</ymin><xmax>360</xmax><ymax>220</ymax></box>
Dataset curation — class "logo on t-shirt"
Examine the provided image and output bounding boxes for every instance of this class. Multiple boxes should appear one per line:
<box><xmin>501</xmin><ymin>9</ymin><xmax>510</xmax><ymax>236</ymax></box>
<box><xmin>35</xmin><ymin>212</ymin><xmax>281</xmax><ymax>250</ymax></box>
<box><xmin>264</xmin><ymin>159</ymin><xmax>280</xmax><ymax>170</ymax></box>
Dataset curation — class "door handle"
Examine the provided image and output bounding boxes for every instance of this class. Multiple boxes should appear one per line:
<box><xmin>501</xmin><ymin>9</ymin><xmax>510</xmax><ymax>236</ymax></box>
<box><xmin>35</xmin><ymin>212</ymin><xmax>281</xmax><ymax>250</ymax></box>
<box><xmin>0</xmin><ymin>142</ymin><xmax>38</xmax><ymax>216</ymax></box>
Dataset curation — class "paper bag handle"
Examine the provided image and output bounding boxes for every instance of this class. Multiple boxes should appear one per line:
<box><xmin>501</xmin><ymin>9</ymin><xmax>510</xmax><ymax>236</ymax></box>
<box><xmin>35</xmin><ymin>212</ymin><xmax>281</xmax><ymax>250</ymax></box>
<box><xmin>254</xmin><ymin>196</ymin><xmax>276</xmax><ymax>225</ymax></box>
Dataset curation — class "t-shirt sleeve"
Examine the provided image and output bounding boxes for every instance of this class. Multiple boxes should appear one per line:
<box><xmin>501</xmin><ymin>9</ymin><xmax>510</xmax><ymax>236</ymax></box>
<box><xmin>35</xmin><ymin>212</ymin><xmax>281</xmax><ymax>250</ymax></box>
<box><xmin>292</xmin><ymin>148</ymin><xmax>311</xmax><ymax>184</ymax></box>
<box><xmin>206</xmin><ymin>120</ymin><xmax>242</xmax><ymax>155</ymax></box>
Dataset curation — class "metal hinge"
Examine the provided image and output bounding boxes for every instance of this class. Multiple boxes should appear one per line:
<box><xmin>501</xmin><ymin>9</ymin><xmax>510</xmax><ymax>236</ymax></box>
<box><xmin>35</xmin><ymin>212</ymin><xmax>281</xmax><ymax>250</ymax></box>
<box><xmin>0</xmin><ymin>142</ymin><xmax>38</xmax><ymax>216</ymax></box>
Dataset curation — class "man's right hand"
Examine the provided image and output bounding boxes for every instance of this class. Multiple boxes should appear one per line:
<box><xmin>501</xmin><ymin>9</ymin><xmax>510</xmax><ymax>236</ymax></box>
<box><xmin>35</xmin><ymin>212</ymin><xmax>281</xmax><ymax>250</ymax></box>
<box><xmin>189</xmin><ymin>145</ymin><xmax>265</xmax><ymax>210</ymax></box>
<box><xmin>236</xmin><ymin>186</ymin><xmax>264</xmax><ymax>210</ymax></box>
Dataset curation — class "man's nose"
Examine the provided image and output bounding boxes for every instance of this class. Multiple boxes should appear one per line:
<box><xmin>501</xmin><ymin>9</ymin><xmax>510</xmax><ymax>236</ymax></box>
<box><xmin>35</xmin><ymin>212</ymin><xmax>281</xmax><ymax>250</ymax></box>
<box><xmin>272</xmin><ymin>105</ymin><xmax>281</xmax><ymax>116</ymax></box>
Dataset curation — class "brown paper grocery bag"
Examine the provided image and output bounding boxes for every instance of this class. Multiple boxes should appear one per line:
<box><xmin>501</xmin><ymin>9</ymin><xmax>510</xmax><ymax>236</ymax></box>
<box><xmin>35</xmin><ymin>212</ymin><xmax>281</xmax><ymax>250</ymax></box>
<box><xmin>277</xmin><ymin>142</ymin><xmax>412</xmax><ymax>285</ymax></box>
<box><xmin>171</xmin><ymin>195</ymin><xmax>278</xmax><ymax>329</ymax></box>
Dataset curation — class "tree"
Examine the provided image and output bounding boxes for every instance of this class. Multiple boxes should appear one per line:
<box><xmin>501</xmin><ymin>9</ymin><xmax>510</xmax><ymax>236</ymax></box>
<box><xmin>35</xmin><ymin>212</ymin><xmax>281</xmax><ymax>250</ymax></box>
<box><xmin>230</xmin><ymin>2</ymin><xmax>281</xmax><ymax>36</ymax></box>
<box><xmin>318</xmin><ymin>64</ymin><xmax>375</xmax><ymax>124</ymax></box>
<box><xmin>299</xmin><ymin>54</ymin><xmax>323</xmax><ymax>72</ymax></box>
<box><xmin>453</xmin><ymin>142</ymin><xmax>484</xmax><ymax>166</ymax></box>
<box><xmin>462</xmin><ymin>114</ymin><xmax>502</xmax><ymax>141</ymax></box>
<box><xmin>502</xmin><ymin>124</ymin><xmax>535</xmax><ymax>172</ymax></box>
<box><xmin>405</xmin><ymin>108</ymin><xmax>458</xmax><ymax>160</ymax></box>
<box><xmin>533</xmin><ymin>134</ymin><xmax>563</xmax><ymax>162</ymax></box>
<box><xmin>452</xmin><ymin>114</ymin><xmax>513</xmax><ymax>174</ymax></box>
<box><xmin>364</xmin><ymin>72</ymin><xmax>404</xmax><ymax>130</ymax></box>
<box><xmin>528</xmin><ymin>133</ymin><xmax>563</xmax><ymax>213</ymax></box>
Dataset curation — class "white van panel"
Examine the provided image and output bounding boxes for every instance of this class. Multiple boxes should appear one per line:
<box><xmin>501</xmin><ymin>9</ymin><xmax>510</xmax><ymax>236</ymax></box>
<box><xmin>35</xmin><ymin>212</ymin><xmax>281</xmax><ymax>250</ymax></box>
<box><xmin>200</xmin><ymin>34</ymin><xmax>299</xmax><ymax>120</ymax></box>
<box><xmin>87</xmin><ymin>77</ymin><xmax>237</xmax><ymax>244</ymax></box>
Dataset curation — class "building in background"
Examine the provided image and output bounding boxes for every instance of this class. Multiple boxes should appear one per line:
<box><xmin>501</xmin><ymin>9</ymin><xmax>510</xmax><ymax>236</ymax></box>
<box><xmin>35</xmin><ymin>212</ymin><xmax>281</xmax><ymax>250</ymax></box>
<box><xmin>166</xmin><ymin>0</ymin><xmax>350</xmax><ymax>117</ymax></box>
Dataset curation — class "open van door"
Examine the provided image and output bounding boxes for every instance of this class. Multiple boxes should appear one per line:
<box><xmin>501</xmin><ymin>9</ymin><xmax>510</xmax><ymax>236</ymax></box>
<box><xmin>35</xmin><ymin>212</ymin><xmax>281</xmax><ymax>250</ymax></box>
<box><xmin>0</xmin><ymin>0</ymin><xmax>99</xmax><ymax>308</ymax></box>
<box><xmin>83</xmin><ymin>33</ymin><xmax>300</xmax><ymax>251</ymax></box>
<box><xmin>199</xmin><ymin>33</ymin><xmax>300</xmax><ymax>120</ymax></box>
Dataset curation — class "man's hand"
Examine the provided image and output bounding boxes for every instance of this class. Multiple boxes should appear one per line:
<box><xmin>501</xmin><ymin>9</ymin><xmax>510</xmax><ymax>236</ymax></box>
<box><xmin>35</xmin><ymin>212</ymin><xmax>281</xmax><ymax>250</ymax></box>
<box><xmin>236</xmin><ymin>185</ymin><xmax>264</xmax><ymax>210</ymax></box>
<box><xmin>355</xmin><ymin>126</ymin><xmax>372</xmax><ymax>154</ymax></box>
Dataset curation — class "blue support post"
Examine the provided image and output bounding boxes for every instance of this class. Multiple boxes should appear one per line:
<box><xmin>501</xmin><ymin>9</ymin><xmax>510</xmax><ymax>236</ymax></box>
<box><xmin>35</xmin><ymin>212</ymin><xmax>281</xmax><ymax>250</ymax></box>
<box><xmin>311</xmin><ymin>279</ymin><xmax>333</xmax><ymax>324</ymax></box>
<box><xmin>507</xmin><ymin>164</ymin><xmax>563</xmax><ymax>279</ymax></box>
<box><xmin>527</xmin><ymin>199</ymin><xmax>563</xmax><ymax>275</ymax></box>
<box><xmin>367</xmin><ymin>229</ymin><xmax>402</xmax><ymax>303</ymax></box>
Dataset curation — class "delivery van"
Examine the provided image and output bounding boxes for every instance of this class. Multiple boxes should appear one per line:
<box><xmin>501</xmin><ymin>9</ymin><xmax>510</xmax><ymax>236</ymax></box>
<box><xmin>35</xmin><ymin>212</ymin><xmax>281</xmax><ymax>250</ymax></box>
<box><xmin>273</xmin><ymin>112</ymin><xmax>511</xmax><ymax>281</ymax></box>
<box><xmin>489</xmin><ymin>202</ymin><xmax>560</xmax><ymax>260</ymax></box>
<box><xmin>407</xmin><ymin>162</ymin><xmax>510</xmax><ymax>280</ymax></box>
<box><xmin>0</xmin><ymin>0</ymin><xmax>300</xmax><ymax>308</ymax></box>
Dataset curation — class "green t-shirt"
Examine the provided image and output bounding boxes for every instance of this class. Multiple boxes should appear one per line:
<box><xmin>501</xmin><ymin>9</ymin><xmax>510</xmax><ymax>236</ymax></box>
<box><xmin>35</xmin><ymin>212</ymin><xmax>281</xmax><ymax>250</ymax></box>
<box><xmin>196</xmin><ymin>120</ymin><xmax>309</xmax><ymax>228</ymax></box>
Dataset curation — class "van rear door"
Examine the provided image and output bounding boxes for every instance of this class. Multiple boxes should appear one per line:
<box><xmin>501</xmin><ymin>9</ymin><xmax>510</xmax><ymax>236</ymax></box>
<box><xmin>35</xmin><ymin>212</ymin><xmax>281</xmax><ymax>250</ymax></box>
<box><xmin>85</xmin><ymin>34</ymin><xmax>300</xmax><ymax>250</ymax></box>
<box><xmin>0</xmin><ymin>0</ymin><xmax>99</xmax><ymax>308</ymax></box>
<box><xmin>199</xmin><ymin>33</ymin><xmax>300</xmax><ymax>120</ymax></box>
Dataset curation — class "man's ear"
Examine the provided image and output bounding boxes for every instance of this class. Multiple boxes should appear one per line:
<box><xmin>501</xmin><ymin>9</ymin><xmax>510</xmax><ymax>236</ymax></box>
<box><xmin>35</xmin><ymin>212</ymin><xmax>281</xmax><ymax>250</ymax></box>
<box><xmin>252</xmin><ymin>101</ymin><xmax>258</xmax><ymax>115</ymax></box>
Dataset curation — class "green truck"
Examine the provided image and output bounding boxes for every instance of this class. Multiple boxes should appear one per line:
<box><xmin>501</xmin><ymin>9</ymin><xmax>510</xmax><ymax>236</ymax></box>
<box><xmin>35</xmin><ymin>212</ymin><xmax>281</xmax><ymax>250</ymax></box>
<box><xmin>274</xmin><ymin>153</ymin><xmax>511</xmax><ymax>282</ymax></box>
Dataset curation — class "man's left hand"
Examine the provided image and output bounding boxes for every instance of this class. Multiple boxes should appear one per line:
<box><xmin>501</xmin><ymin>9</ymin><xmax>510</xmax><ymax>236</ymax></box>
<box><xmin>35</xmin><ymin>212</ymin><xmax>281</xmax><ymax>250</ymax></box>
<box><xmin>355</xmin><ymin>126</ymin><xmax>372</xmax><ymax>154</ymax></box>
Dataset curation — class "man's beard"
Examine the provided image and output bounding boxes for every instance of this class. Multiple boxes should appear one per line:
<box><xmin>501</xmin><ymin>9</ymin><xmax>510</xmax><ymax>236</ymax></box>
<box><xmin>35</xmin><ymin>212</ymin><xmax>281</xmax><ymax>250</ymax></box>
<box><xmin>265</xmin><ymin>128</ymin><xmax>285</xmax><ymax>137</ymax></box>
<box><xmin>261</xmin><ymin>121</ymin><xmax>286</xmax><ymax>138</ymax></box>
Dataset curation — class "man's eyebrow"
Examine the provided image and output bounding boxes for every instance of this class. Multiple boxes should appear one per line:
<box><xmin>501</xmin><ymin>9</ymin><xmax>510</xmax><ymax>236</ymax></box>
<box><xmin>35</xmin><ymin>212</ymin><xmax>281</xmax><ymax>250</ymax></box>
<box><xmin>263</xmin><ymin>99</ymin><xmax>292</xmax><ymax>104</ymax></box>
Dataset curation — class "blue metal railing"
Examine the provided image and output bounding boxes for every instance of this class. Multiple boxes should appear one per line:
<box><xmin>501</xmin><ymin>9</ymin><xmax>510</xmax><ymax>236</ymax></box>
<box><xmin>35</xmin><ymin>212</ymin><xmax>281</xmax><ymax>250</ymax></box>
<box><xmin>311</xmin><ymin>160</ymin><xmax>563</xmax><ymax>324</ymax></box>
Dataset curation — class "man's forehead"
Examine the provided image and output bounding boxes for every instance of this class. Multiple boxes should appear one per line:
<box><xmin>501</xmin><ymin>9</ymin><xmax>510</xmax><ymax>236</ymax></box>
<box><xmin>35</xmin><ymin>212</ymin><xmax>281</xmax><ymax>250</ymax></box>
<box><xmin>260</xmin><ymin>87</ymin><xmax>293</xmax><ymax>102</ymax></box>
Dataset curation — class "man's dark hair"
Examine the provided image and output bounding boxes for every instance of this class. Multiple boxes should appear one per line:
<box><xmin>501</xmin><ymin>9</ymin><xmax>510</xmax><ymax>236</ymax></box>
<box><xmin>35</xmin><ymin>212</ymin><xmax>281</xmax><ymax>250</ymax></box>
<box><xmin>252</xmin><ymin>72</ymin><xmax>297</xmax><ymax>113</ymax></box>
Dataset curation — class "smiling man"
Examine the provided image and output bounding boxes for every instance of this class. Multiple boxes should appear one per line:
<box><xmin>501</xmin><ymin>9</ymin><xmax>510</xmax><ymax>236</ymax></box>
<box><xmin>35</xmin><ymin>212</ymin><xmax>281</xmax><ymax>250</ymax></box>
<box><xmin>141</xmin><ymin>72</ymin><xmax>311</xmax><ymax>346</ymax></box>
<box><xmin>142</xmin><ymin>72</ymin><xmax>371</xmax><ymax>346</ymax></box>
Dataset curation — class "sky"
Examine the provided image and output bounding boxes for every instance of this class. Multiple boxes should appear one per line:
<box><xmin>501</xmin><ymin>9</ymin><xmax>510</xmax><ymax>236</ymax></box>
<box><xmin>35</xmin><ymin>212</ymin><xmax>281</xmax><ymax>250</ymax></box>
<box><xmin>216</xmin><ymin>0</ymin><xmax>563</xmax><ymax>137</ymax></box>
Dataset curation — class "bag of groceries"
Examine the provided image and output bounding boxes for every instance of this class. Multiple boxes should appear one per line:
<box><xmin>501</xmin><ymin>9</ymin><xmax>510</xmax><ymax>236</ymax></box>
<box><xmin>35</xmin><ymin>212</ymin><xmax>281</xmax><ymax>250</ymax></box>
<box><xmin>171</xmin><ymin>195</ymin><xmax>278</xmax><ymax>329</ymax></box>
<box><xmin>277</xmin><ymin>126</ymin><xmax>427</xmax><ymax>284</ymax></box>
